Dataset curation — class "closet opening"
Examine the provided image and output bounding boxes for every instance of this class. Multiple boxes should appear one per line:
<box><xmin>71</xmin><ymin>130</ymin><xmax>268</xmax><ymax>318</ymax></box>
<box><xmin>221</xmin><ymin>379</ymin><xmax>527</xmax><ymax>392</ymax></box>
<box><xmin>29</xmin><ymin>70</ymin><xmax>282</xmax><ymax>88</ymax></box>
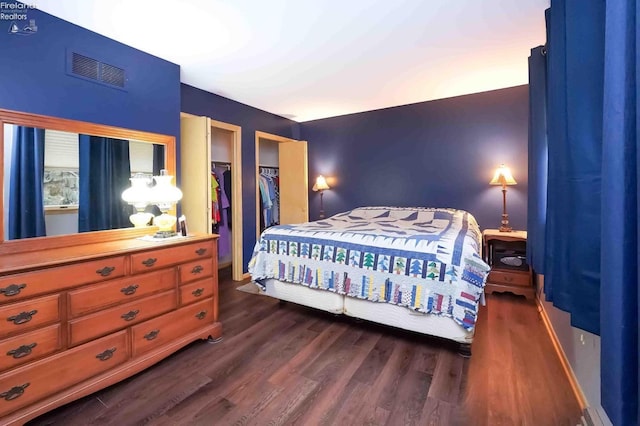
<box><xmin>254</xmin><ymin>131</ymin><xmax>308</xmax><ymax>242</ymax></box>
<box><xmin>180</xmin><ymin>114</ymin><xmax>243</xmax><ymax>281</ymax></box>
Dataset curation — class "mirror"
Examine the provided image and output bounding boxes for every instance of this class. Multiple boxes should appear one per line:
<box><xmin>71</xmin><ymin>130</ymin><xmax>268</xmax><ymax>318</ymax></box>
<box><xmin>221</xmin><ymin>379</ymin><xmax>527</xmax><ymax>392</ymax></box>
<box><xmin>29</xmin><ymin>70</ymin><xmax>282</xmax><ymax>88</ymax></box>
<box><xmin>0</xmin><ymin>109</ymin><xmax>176</xmax><ymax>251</ymax></box>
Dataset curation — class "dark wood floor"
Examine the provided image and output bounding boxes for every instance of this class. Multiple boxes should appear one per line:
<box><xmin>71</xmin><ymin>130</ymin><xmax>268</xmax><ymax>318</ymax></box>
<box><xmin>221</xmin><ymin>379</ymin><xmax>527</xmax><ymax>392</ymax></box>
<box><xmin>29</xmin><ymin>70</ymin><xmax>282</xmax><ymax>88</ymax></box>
<box><xmin>28</xmin><ymin>268</ymin><xmax>582</xmax><ymax>425</ymax></box>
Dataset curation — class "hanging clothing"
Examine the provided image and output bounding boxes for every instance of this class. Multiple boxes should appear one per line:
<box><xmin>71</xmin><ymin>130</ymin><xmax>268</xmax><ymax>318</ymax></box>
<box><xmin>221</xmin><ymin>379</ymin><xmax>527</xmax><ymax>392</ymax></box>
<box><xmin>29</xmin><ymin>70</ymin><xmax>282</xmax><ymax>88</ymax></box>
<box><xmin>213</xmin><ymin>166</ymin><xmax>231</xmax><ymax>260</ymax></box>
<box><xmin>210</xmin><ymin>171</ymin><xmax>221</xmax><ymax>225</ymax></box>
<box><xmin>223</xmin><ymin>169</ymin><xmax>232</xmax><ymax>229</ymax></box>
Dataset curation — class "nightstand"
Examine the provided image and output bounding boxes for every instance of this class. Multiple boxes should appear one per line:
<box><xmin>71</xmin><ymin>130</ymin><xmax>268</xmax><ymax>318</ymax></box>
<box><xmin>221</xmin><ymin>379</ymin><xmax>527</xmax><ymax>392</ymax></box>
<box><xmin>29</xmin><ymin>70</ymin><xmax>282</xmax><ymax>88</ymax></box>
<box><xmin>482</xmin><ymin>229</ymin><xmax>534</xmax><ymax>300</ymax></box>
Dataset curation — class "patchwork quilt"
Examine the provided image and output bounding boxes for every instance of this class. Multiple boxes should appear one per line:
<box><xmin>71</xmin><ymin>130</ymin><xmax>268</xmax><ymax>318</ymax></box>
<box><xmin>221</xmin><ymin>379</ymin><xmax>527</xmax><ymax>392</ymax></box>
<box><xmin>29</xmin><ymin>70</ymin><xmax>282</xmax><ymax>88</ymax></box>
<box><xmin>248</xmin><ymin>207</ymin><xmax>490</xmax><ymax>330</ymax></box>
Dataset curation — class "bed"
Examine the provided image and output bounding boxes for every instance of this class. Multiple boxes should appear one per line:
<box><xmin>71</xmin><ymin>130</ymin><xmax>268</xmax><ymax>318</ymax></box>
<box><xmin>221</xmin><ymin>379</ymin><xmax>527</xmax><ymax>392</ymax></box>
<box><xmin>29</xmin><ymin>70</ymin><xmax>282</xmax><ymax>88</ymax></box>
<box><xmin>248</xmin><ymin>206</ymin><xmax>490</xmax><ymax>355</ymax></box>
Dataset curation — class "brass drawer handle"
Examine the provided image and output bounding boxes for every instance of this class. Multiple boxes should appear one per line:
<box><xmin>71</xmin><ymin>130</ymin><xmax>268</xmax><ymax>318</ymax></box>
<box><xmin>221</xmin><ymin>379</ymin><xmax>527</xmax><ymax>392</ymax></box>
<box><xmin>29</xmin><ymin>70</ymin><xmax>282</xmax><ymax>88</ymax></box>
<box><xmin>120</xmin><ymin>284</ymin><xmax>139</xmax><ymax>296</ymax></box>
<box><xmin>0</xmin><ymin>283</ymin><xmax>26</xmax><ymax>297</ymax></box>
<box><xmin>503</xmin><ymin>276</ymin><xmax>514</xmax><ymax>282</ymax></box>
<box><xmin>96</xmin><ymin>266</ymin><xmax>115</xmax><ymax>277</ymax></box>
<box><xmin>142</xmin><ymin>258</ymin><xmax>157</xmax><ymax>267</ymax></box>
<box><xmin>191</xmin><ymin>265</ymin><xmax>204</xmax><ymax>274</ymax></box>
<box><xmin>7</xmin><ymin>310</ymin><xmax>37</xmax><ymax>325</ymax></box>
<box><xmin>121</xmin><ymin>310</ymin><xmax>140</xmax><ymax>322</ymax></box>
<box><xmin>192</xmin><ymin>288</ymin><xmax>204</xmax><ymax>297</ymax></box>
<box><xmin>144</xmin><ymin>329</ymin><xmax>160</xmax><ymax>341</ymax></box>
<box><xmin>195</xmin><ymin>248</ymin><xmax>207</xmax><ymax>256</ymax></box>
<box><xmin>0</xmin><ymin>383</ymin><xmax>29</xmax><ymax>401</ymax></box>
<box><xmin>195</xmin><ymin>310</ymin><xmax>207</xmax><ymax>320</ymax></box>
<box><xmin>7</xmin><ymin>343</ymin><xmax>37</xmax><ymax>359</ymax></box>
<box><xmin>96</xmin><ymin>347</ymin><xmax>116</xmax><ymax>361</ymax></box>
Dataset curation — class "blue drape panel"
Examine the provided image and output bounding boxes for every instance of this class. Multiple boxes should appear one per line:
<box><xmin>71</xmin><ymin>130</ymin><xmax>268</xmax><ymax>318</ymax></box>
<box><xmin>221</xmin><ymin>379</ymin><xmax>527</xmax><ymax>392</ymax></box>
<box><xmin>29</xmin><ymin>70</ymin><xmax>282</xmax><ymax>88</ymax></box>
<box><xmin>152</xmin><ymin>144</ymin><xmax>165</xmax><ymax>175</ymax></box>
<box><xmin>78</xmin><ymin>135</ymin><xmax>132</xmax><ymax>232</ymax></box>
<box><xmin>543</xmin><ymin>0</ymin><xmax>604</xmax><ymax>335</ymax></box>
<box><xmin>527</xmin><ymin>46</ymin><xmax>548</xmax><ymax>274</ymax></box>
<box><xmin>600</xmin><ymin>0</ymin><xmax>639</xmax><ymax>424</ymax></box>
<box><xmin>8</xmin><ymin>126</ymin><xmax>46</xmax><ymax>239</ymax></box>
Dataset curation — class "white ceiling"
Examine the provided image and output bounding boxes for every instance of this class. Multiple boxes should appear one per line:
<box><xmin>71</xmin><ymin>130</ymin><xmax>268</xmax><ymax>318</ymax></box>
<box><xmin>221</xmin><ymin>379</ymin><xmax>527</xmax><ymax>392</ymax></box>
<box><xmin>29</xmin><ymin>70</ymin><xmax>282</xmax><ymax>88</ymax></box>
<box><xmin>35</xmin><ymin>0</ymin><xmax>549</xmax><ymax>122</ymax></box>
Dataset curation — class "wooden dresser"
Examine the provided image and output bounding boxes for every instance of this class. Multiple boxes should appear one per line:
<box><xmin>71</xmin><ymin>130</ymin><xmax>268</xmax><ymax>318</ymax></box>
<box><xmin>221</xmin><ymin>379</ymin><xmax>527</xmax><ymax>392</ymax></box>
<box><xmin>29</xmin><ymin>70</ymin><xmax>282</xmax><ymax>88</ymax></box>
<box><xmin>0</xmin><ymin>234</ymin><xmax>221</xmax><ymax>425</ymax></box>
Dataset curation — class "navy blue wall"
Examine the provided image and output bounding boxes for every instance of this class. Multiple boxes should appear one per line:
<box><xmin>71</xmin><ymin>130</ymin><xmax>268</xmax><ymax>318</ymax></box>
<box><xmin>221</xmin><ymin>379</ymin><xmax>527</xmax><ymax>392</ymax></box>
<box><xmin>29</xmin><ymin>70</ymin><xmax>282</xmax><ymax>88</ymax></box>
<box><xmin>0</xmin><ymin>4</ymin><xmax>180</xmax><ymax>139</ymax></box>
<box><xmin>301</xmin><ymin>85</ymin><xmax>529</xmax><ymax>231</ymax></box>
<box><xmin>180</xmin><ymin>84</ymin><xmax>300</xmax><ymax>269</ymax></box>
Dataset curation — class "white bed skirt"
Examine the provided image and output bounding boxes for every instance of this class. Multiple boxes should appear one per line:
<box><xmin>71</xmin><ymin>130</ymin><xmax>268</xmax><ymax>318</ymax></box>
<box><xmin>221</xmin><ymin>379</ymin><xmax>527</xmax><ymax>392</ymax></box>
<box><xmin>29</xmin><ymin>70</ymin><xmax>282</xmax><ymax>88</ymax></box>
<box><xmin>260</xmin><ymin>278</ymin><xmax>473</xmax><ymax>344</ymax></box>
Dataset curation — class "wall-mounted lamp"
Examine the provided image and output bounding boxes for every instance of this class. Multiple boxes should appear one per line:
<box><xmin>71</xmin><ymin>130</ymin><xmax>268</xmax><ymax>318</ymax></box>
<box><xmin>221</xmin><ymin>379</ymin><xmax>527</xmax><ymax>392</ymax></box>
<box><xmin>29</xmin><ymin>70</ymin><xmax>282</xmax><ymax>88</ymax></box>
<box><xmin>312</xmin><ymin>175</ymin><xmax>330</xmax><ymax>219</ymax></box>
<box><xmin>489</xmin><ymin>164</ymin><xmax>517</xmax><ymax>232</ymax></box>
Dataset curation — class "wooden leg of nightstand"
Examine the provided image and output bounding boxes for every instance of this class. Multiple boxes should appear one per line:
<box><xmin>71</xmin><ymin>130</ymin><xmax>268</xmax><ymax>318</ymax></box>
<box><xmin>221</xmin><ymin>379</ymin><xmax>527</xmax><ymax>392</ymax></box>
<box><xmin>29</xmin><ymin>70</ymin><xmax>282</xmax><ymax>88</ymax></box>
<box><xmin>485</xmin><ymin>283</ymin><xmax>535</xmax><ymax>300</ymax></box>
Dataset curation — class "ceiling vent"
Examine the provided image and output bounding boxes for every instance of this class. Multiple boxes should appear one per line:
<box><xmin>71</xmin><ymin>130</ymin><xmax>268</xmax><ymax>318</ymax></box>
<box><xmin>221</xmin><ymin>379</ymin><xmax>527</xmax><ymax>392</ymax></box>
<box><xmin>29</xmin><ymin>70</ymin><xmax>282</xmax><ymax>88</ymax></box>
<box><xmin>69</xmin><ymin>52</ymin><xmax>126</xmax><ymax>89</ymax></box>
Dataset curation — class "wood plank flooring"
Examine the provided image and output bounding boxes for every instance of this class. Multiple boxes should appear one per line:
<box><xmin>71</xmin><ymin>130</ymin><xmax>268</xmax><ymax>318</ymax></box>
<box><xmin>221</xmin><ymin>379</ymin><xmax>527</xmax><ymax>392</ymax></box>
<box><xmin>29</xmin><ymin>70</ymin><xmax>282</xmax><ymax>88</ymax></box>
<box><xmin>28</xmin><ymin>269</ymin><xmax>582</xmax><ymax>425</ymax></box>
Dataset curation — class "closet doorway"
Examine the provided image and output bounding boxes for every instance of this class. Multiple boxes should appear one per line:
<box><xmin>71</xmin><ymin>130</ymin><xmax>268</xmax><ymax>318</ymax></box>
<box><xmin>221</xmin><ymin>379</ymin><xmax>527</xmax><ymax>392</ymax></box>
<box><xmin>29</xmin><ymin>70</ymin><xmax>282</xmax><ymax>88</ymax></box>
<box><xmin>255</xmin><ymin>131</ymin><xmax>308</xmax><ymax>241</ymax></box>
<box><xmin>181</xmin><ymin>114</ymin><xmax>243</xmax><ymax>281</ymax></box>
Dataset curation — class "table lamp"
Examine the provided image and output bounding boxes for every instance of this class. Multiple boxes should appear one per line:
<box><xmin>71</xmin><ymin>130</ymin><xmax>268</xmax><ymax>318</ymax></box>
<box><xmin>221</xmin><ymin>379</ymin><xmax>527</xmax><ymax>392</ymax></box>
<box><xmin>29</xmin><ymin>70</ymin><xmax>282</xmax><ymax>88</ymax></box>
<box><xmin>121</xmin><ymin>174</ymin><xmax>154</xmax><ymax>227</ymax></box>
<box><xmin>489</xmin><ymin>164</ymin><xmax>517</xmax><ymax>232</ymax></box>
<box><xmin>312</xmin><ymin>175</ymin><xmax>330</xmax><ymax>219</ymax></box>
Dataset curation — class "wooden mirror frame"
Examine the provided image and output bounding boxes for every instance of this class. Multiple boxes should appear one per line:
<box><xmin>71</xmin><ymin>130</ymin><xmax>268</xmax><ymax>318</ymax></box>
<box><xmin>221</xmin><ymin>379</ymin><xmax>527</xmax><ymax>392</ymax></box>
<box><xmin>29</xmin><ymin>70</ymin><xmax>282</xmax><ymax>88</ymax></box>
<box><xmin>0</xmin><ymin>108</ymin><xmax>176</xmax><ymax>255</ymax></box>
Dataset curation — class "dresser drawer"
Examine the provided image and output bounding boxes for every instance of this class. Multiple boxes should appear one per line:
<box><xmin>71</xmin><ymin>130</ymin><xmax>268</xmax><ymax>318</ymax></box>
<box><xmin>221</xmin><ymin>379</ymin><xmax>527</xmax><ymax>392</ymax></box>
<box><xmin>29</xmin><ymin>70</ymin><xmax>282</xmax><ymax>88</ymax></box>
<box><xmin>0</xmin><ymin>295</ymin><xmax>60</xmax><ymax>338</ymax></box>
<box><xmin>130</xmin><ymin>241</ymin><xmax>214</xmax><ymax>274</ymax></box>
<box><xmin>68</xmin><ymin>269</ymin><xmax>176</xmax><ymax>317</ymax></box>
<box><xmin>0</xmin><ymin>256</ymin><xmax>126</xmax><ymax>303</ymax></box>
<box><xmin>179</xmin><ymin>279</ymin><xmax>213</xmax><ymax>306</ymax></box>
<box><xmin>131</xmin><ymin>298</ymin><xmax>214</xmax><ymax>357</ymax></box>
<box><xmin>0</xmin><ymin>324</ymin><xmax>61</xmax><ymax>372</ymax></box>
<box><xmin>68</xmin><ymin>291</ymin><xmax>176</xmax><ymax>346</ymax></box>
<box><xmin>0</xmin><ymin>331</ymin><xmax>128</xmax><ymax>417</ymax></box>
<box><xmin>179</xmin><ymin>259</ymin><xmax>213</xmax><ymax>285</ymax></box>
<box><xmin>487</xmin><ymin>270</ymin><xmax>530</xmax><ymax>287</ymax></box>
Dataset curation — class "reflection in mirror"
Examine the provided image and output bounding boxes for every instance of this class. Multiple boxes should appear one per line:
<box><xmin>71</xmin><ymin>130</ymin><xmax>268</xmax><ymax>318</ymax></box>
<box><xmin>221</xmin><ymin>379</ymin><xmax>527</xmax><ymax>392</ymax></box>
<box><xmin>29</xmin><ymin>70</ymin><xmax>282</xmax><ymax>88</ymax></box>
<box><xmin>3</xmin><ymin>123</ymin><xmax>166</xmax><ymax>240</ymax></box>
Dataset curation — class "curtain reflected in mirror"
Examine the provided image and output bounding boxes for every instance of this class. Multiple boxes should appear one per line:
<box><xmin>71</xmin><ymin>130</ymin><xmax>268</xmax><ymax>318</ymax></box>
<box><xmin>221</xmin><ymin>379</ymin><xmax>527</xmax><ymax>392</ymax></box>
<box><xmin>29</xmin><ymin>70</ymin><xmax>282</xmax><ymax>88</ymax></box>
<box><xmin>78</xmin><ymin>135</ymin><xmax>132</xmax><ymax>232</ymax></box>
<box><xmin>3</xmin><ymin>124</ymin><xmax>166</xmax><ymax>240</ymax></box>
<box><xmin>8</xmin><ymin>126</ymin><xmax>46</xmax><ymax>239</ymax></box>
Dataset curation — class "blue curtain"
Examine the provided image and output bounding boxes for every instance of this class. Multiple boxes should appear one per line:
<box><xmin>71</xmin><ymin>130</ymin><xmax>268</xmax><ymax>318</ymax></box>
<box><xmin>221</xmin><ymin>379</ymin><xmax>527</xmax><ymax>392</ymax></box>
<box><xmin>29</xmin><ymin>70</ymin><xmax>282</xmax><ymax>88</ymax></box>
<box><xmin>527</xmin><ymin>45</ymin><xmax>548</xmax><ymax>274</ymax></box>
<box><xmin>543</xmin><ymin>0</ymin><xmax>604</xmax><ymax>335</ymax></box>
<box><xmin>600</xmin><ymin>0</ymin><xmax>639</xmax><ymax>424</ymax></box>
<box><xmin>532</xmin><ymin>0</ymin><xmax>639</xmax><ymax>423</ymax></box>
<box><xmin>78</xmin><ymin>135</ymin><xmax>132</xmax><ymax>232</ymax></box>
<box><xmin>152</xmin><ymin>144</ymin><xmax>165</xmax><ymax>175</ymax></box>
<box><xmin>8</xmin><ymin>126</ymin><xmax>46</xmax><ymax>239</ymax></box>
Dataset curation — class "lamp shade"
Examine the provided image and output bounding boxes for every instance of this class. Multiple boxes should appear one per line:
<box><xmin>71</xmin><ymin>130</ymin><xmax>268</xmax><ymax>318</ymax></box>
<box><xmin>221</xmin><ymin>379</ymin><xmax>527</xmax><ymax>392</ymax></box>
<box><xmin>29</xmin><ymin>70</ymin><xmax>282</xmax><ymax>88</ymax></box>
<box><xmin>489</xmin><ymin>164</ymin><xmax>517</xmax><ymax>186</ymax></box>
<box><xmin>312</xmin><ymin>175</ymin><xmax>330</xmax><ymax>191</ymax></box>
<box><xmin>121</xmin><ymin>174</ymin><xmax>152</xmax><ymax>211</ymax></box>
<box><xmin>149</xmin><ymin>170</ymin><xmax>183</xmax><ymax>211</ymax></box>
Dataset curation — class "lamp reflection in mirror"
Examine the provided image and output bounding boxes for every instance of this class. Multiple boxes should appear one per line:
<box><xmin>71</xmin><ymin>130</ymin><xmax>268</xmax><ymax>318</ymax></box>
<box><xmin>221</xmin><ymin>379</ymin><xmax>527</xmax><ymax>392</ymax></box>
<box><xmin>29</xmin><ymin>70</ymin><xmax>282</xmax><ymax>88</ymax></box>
<box><xmin>149</xmin><ymin>169</ymin><xmax>182</xmax><ymax>238</ymax></box>
<box><xmin>121</xmin><ymin>174</ymin><xmax>153</xmax><ymax>227</ymax></box>
<box><xmin>312</xmin><ymin>175</ymin><xmax>330</xmax><ymax>219</ymax></box>
<box><xmin>489</xmin><ymin>164</ymin><xmax>517</xmax><ymax>232</ymax></box>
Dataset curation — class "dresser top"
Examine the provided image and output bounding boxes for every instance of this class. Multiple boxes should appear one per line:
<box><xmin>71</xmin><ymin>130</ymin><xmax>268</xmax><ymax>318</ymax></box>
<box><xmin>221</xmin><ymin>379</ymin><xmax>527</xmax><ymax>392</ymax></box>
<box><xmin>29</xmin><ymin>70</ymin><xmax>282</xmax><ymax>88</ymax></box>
<box><xmin>0</xmin><ymin>234</ymin><xmax>217</xmax><ymax>275</ymax></box>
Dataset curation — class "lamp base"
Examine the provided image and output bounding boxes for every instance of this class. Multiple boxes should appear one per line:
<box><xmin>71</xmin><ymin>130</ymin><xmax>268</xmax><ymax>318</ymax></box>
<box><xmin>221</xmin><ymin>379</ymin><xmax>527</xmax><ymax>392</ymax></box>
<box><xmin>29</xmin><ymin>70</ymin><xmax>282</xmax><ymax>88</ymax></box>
<box><xmin>499</xmin><ymin>213</ymin><xmax>512</xmax><ymax>232</ymax></box>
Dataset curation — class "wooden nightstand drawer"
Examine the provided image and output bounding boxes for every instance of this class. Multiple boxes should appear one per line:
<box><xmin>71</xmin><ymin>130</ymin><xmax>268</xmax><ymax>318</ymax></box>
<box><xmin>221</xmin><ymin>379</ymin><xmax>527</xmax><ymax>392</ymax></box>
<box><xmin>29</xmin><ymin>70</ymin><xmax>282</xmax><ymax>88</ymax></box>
<box><xmin>488</xmin><ymin>270</ymin><xmax>530</xmax><ymax>287</ymax></box>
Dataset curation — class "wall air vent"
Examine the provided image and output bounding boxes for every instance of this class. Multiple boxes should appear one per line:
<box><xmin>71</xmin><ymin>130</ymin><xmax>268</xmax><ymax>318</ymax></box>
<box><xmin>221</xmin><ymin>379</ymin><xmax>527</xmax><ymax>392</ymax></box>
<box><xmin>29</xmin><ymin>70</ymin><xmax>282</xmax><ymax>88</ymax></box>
<box><xmin>69</xmin><ymin>51</ymin><xmax>126</xmax><ymax>90</ymax></box>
